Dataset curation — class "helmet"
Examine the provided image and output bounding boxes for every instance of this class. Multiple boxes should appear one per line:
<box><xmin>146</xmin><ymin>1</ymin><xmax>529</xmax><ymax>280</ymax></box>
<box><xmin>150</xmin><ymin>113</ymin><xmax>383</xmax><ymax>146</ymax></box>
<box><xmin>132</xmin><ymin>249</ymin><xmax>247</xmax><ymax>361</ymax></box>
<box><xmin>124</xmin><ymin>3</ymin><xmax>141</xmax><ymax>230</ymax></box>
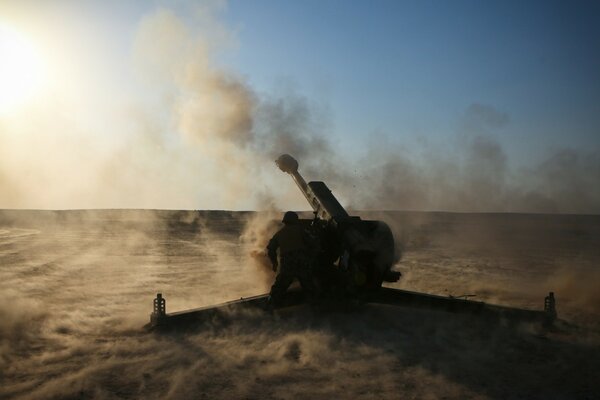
<box><xmin>282</xmin><ymin>211</ymin><xmax>299</xmax><ymax>224</ymax></box>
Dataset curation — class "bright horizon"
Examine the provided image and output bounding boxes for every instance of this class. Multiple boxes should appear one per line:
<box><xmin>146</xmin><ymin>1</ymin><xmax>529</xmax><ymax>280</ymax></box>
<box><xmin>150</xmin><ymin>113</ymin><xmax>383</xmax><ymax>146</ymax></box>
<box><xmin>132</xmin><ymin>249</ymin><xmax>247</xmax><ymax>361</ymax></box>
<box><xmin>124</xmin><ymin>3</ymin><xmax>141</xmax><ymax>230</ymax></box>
<box><xmin>0</xmin><ymin>0</ymin><xmax>598</xmax><ymax>213</ymax></box>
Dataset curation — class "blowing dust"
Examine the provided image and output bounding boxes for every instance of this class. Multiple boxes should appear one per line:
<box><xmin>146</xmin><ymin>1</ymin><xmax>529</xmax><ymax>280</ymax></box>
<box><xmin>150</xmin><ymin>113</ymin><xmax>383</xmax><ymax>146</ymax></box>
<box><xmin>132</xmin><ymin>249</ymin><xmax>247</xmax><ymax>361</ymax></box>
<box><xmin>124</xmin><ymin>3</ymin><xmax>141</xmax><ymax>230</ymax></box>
<box><xmin>1</xmin><ymin>210</ymin><xmax>599</xmax><ymax>400</ymax></box>
<box><xmin>239</xmin><ymin>210</ymin><xmax>282</xmax><ymax>289</ymax></box>
<box><xmin>546</xmin><ymin>267</ymin><xmax>600</xmax><ymax>314</ymax></box>
<box><xmin>0</xmin><ymin>211</ymin><xmax>600</xmax><ymax>399</ymax></box>
<box><xmin>1</xmin><ymin>4</ymin><xmax>599</xmax><ymax>399</ymax></box>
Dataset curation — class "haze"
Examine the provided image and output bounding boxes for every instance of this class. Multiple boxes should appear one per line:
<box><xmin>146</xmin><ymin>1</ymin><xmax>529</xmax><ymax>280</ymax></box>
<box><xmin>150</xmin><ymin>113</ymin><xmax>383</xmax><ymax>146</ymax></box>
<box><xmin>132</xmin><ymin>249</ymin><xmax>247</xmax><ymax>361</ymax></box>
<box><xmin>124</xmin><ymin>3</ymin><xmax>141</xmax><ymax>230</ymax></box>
<box><xmin>1</xmin><ymin>3</ymin><xmax>600</xmax><ymax>398</ymax></box>
<box><xmin>0</xmin><ymin>0</ymin><xmax>598</xmax><ymax>212</ymax></box>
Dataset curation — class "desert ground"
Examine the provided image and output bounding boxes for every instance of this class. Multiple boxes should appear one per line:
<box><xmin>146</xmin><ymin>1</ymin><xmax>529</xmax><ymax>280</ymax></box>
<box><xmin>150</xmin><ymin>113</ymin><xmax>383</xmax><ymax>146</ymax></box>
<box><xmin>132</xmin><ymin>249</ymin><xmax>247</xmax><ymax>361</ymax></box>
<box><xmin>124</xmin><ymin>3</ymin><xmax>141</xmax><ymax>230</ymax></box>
<box><xmin>1</xmin><ymin>209</ymin><xmax>599</xmax><ymax>399</ymax></box>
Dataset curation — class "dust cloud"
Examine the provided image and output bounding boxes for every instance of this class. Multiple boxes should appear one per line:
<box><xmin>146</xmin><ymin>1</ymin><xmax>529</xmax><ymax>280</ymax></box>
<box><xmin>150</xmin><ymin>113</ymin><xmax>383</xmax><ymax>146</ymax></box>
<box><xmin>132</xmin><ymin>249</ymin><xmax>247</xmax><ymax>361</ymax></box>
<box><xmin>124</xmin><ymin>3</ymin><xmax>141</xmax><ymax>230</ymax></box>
<box><xmin>127</xmin><ymin>2</ymin><xmax>598</xmax><ymax>215</ymax></box>
<box><xmin>1</xmin><ymin>210</ymin><xmax>599</xmax><ymax>399</ymax></box>
<box><xmin>373</xmin><ymin>211</ymin><xmax>600</xmax><ymax>323</ymax></box>
<box><xmin>239</xmin><ymin>210</ymin><xmax>281</xmax><ymax>289</ymax></box>
<box><xmin>1</xmin><ymin>3</ymin><xmax>598</xmax><ymax>399</ymax></box>
<box><xmin>546</xmin><ymin>267</ymin><xmax>600</xmax><ymax>314</ymax></box>
<box><xmin>1</xmin><ymin>4</ymin><xmax>599</xmax><ymax>214</ymax></box>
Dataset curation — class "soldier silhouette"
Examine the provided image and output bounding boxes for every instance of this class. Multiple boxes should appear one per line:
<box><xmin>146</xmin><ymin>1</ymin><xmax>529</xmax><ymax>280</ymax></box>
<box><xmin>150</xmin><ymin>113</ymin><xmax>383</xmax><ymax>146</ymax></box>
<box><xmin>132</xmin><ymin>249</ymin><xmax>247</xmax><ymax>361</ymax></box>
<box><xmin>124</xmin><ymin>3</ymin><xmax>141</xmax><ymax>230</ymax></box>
<box><xmin>266</xmin><ymin>211</ymin><xmax>316</xmax><ymax>307</ymax></box>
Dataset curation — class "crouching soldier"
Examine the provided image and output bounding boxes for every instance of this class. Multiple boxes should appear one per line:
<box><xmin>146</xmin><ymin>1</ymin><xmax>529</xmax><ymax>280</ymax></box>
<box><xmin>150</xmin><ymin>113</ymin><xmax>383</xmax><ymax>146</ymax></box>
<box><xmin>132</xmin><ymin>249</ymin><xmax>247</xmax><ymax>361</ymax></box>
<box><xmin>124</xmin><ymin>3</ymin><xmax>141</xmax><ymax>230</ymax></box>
<box><xmin>266</xmin><ymin>211</ymin><xmax>316</xmax><ymax>308</ymax></box>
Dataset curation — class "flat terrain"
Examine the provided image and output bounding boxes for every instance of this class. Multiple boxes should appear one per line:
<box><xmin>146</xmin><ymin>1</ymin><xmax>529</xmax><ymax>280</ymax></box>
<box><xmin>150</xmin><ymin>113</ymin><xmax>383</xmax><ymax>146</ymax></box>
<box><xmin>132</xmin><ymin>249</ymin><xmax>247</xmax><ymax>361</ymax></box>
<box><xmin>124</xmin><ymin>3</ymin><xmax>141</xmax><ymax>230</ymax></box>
<box><xmin>1</xmin><ymin>210</ymin><xmax>599</xmax><ymax>399</ymax></box>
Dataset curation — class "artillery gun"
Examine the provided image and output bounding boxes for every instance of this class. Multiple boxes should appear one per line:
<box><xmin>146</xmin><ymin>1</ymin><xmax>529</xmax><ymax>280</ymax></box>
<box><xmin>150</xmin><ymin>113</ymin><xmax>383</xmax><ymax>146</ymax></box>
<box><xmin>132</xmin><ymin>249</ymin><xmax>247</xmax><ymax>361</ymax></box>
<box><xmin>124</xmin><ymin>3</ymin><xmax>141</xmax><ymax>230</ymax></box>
<box><xmin>274</xmin><ymin>153</ymin><xmax>401</xmax><ymax>295</ymax></box>
<box><xmin>146</xmin><ymin>155</ymin><xmax>557</xmax><ymax>330</ymax></box>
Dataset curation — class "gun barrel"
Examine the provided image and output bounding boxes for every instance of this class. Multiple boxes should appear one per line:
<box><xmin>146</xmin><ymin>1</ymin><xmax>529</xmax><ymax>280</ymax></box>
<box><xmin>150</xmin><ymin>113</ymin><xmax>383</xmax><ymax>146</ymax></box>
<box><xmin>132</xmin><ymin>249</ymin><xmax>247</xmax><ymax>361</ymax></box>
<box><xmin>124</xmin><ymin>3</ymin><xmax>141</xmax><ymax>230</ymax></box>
<box><xmin>275</xmin><ymin>154</ymin><xmax>348</xmax><ymax>222</ymax></box>
<box><xmin>275</xmin><ymin>153</ymin><xmax>396</xmax><ymax>289</ymax></box>
<box><xmin>275</xmin><ymin>154</ymin><xmax>311</xmax><ymax>200</ymax></box>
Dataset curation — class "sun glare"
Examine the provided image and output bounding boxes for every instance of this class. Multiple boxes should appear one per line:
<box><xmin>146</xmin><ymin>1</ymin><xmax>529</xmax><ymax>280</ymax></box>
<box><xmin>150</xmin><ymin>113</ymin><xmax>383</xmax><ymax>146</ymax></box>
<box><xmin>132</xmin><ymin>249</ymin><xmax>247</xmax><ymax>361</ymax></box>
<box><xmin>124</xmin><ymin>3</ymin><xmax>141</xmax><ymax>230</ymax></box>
<box><xmin>0</xmin><ymin>24</ymin><xmax>45</xmax><ymax>115</ymax></box>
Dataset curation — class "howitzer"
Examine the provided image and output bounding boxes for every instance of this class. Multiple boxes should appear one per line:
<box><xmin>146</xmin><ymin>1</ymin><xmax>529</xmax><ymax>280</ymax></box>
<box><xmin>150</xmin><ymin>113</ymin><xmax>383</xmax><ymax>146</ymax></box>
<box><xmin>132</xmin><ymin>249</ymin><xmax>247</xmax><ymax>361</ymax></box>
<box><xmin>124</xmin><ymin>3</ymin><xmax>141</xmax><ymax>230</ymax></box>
<box><xmin>275</xmin><ymin>154</ymin><xmax>401</xmax><ymax>291</ymax></box>
<box><xmin>145</xmin><ymin>155</ymin><xmax>558</xmax><ymax>330</ymax></box>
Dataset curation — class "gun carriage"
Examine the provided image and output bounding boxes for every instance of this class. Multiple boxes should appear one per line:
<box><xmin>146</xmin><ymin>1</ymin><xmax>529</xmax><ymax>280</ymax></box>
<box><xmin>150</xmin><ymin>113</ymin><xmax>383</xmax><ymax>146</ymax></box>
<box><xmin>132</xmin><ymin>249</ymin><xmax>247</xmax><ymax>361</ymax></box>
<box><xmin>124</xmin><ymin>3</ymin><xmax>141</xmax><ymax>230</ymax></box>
<box><xmin>146</xmin><ymin>154</ymin><xmax>556</xmax><ymax>330</ymax></box>
<box><xmin>274</xmin><ymin>154</ymin><xmax>400</xmax><ymax>296</ymax></box>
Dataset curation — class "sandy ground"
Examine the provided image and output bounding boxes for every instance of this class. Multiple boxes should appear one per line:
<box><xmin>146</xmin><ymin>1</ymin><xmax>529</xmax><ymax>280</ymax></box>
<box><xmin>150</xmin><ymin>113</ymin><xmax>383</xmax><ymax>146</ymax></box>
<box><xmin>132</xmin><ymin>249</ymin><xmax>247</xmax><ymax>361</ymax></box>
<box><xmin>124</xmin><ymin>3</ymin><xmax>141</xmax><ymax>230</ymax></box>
<box><xmin>0</xmin><ymin>209</ymin><xmax>599</xmax><ymax>399</ymax></box>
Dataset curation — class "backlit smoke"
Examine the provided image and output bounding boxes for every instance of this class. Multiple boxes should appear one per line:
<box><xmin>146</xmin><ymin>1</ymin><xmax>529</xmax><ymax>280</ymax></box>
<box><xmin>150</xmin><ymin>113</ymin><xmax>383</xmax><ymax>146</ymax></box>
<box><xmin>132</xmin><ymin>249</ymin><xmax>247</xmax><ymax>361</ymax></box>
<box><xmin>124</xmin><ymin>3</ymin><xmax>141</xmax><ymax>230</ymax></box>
<box><xmin>239</xmin><ymin>210</ymin><xmax>281</xmax><ymax>288</ymax></box>
<box><xmin>1</xmin><ymin>4</ymin><xmax>599</xmax><ymax>400</ymax></box>
<box><xmin>1</xmin><ymin>5</ymin><xmax>597</xmax><ymax>213</ymax></box>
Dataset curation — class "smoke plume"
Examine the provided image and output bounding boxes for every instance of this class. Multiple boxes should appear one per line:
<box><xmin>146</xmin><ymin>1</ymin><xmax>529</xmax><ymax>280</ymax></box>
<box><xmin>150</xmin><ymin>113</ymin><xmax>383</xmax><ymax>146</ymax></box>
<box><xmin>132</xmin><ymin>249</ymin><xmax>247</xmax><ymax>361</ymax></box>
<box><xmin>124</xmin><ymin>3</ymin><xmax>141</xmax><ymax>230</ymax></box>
<box><xmin>0</xmin><ymin>5</ymin><xmax>598</xmax><ymax>213</ymax></box>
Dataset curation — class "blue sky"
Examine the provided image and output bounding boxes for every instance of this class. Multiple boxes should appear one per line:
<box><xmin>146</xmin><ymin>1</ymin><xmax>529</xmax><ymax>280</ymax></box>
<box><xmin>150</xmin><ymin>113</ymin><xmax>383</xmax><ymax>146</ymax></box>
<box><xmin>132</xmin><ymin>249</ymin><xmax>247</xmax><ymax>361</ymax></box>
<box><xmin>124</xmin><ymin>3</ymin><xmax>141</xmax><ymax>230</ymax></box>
<box><xmin>4</xmin><ymin>0</ymin><xmax>598</xmax><ymax>158</ymax></box>
<box><xmin>219</xmin><ymin>0</ymin><xmax>600</xmax><ymax>162</ymax></box>
<box><xmin>0</xmin><ymin>0</ymin><xmax>599</xmax><ymax>211</ymax></box>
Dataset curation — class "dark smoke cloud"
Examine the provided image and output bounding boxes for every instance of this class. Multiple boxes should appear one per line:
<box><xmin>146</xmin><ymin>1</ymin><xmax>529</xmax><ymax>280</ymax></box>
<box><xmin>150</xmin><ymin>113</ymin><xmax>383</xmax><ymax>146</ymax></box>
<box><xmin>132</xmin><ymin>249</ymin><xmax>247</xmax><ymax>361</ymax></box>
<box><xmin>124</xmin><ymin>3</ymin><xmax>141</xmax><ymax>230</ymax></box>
<box><xmin>1</xmin><ymin>5</ymin><xmax>599</xmax><ymax>398</ymax></box>
<box><xmin>254</xmin><ymin>92</ymin><xmax>333</xmax><ymax>161</ymax></box>
<box><xmin>1</xmin><ymin>5</ymin><xmax>598</xmax><ymax>215</ymax></box>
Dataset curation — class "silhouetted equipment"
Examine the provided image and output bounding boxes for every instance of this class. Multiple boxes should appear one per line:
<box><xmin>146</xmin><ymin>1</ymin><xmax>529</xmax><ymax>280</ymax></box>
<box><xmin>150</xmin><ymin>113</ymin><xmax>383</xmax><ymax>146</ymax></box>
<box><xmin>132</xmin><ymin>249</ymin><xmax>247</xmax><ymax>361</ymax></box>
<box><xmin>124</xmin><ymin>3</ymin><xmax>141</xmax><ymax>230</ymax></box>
<box><xmin>275</xmin><ymin>153</ymin><xmax>400</xmax><ymax>292</ymax></box>
<box><xmin>146</xmin><ymin>289</ymin><xmax>558</xmax><ymax>331</ymax></box>
<box><xmin>151</xmin><ymin>293</ymin><xmax>166</xmax><ymax>326</ymax></box>
<box><xmin>545</xmin><ymin>291</ymin><xmax>557</xmax><ymax>320</ymax></box>
<box><xmin>146</xmin><ymin>154</ymin><xmax>557</xmax><ymax>330</ymax></box>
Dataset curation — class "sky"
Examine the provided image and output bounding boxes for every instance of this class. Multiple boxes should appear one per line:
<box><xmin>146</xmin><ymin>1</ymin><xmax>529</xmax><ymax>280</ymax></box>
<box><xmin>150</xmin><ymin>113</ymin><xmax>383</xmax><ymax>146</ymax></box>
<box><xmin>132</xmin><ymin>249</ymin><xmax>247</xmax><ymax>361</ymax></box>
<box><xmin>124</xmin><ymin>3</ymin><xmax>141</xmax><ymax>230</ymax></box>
<box><xmin>0</xmin><ymin>0</ymin><xmax>599</xmax><ymax>212</ymax></box>
<box><xmin>222</xmin><ymin>1</ymin><xmax>599</xmax><ymax>153</ymax></box>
